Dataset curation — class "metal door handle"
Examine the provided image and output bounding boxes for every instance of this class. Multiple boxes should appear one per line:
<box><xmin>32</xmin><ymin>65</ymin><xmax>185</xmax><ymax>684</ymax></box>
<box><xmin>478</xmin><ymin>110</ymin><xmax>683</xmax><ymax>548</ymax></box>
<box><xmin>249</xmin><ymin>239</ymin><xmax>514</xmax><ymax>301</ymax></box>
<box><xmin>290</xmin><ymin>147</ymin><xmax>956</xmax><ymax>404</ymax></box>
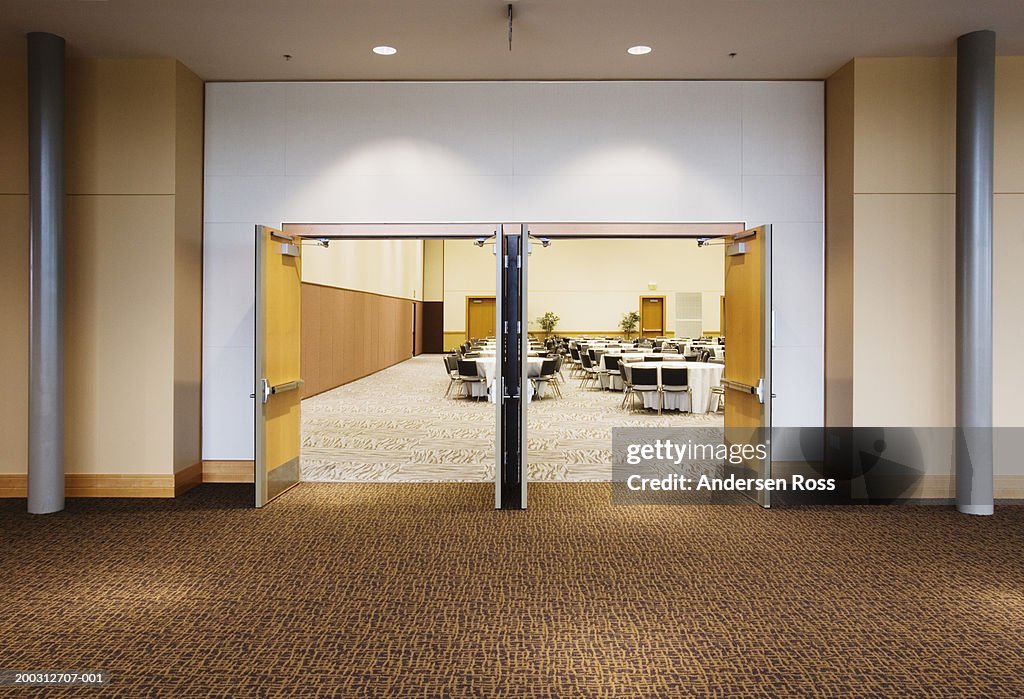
<box><xmin>721</xmin><ymin>378</ymin><xmax>757</xmax><ymax>394</ymax></box>
<box><xmin>257</xmin><ymin>378</ymin><xmax>305</xmax><ymax>404</ymax></box>
<box><xmin>269</xmin><ymin>380</ymin><xmax>304</xmax><ymax>395</ymax></box>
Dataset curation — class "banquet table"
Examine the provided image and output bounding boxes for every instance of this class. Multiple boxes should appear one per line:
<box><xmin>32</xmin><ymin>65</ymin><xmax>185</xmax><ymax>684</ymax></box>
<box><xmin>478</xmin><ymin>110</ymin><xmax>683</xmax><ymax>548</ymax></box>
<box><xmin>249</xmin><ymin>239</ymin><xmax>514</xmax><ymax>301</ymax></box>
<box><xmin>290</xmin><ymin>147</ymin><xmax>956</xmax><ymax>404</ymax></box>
<box><xmin>624</xmin><ymin>361</ymin><xmax>724</xmax><ymax>413</ymax></box>
<box><xmin>471</xmin><ymin>357</ymin><xmax>548</xmax><ymax>401</ymax></box>
<box><xmin>597</xmin><ymin>353</ymin><xmax>686</xmax><ymax>389</ymax></box>
<box><xmin>685</xmin><ymin>343</ymin><xmax>724</xmax><ymax>359</ymax></box>
<box><xmin>472</xmin><ymin>349</ymin><xmax>544</xmax><ymax>358</ymax></box>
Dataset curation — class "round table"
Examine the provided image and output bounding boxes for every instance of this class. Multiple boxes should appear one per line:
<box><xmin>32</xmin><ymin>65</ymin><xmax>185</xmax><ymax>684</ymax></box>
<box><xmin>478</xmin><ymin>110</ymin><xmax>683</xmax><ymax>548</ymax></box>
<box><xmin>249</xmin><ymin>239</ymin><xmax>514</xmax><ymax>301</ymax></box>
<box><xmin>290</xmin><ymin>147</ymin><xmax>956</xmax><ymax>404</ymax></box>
<box><xmin>598</xmin><ymin>353</ymin><xmax>685</xmax><ymax>389</ymax></box>
<box><xmin>471</xmin><ymin>357</ymin><xmax>548</xmax><ymax>401</ymax></box>
<box><xmin>624</xmin><ymin>361</ymin><xmax>724</xmax><ymax>413</ymax></box>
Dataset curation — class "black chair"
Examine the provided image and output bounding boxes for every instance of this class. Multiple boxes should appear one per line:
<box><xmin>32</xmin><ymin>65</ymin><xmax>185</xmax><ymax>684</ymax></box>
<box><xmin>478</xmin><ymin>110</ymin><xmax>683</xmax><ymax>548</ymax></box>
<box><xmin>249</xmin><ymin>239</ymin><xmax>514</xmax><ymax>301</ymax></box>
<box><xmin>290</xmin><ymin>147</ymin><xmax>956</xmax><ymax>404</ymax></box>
<box><xmin>532</xmin><ymin>359</ymin><xmax>561</xmax><ymax>399</ymax></box>
<box><xmin>553</xmin><ymin>354</ymin><xmax>566</xmax><ymax>383</ymax></box>
<box><xmin>602</xmin><ymin>355</ymin><xmax>622</xmax><ymax>391</ymax></box>
<box><xmin>569</xmin><ymin>346</ymin><xmax>583</xmax><ymax>376</ymax></box>
<box><xmin>443</xmin><ymin>355</ymin><xmax>462</xmax><ymax>398</ymax></box>
<box><xmin>626</xmin><ymin>367</ymin><xmax>659</xmax><ymax>412</ymax></box>
<box><xmin>646</xmin><ymin>355</ymin><xmax>663</xmax><ymax>362</ymax></box>
<box><xmin>659</xmin><ymin>367</ymin><xmax>691</xmax><ymax>415</ymax></box>
<box><xmin>579</xmin><ymin>353</ymin><xmax>600</xmax><ymax>389</ymax></box>
<box><xmin>457</xmin><ymin>359</ymin><xmax>487</xmax><ymax>400</ymax></box>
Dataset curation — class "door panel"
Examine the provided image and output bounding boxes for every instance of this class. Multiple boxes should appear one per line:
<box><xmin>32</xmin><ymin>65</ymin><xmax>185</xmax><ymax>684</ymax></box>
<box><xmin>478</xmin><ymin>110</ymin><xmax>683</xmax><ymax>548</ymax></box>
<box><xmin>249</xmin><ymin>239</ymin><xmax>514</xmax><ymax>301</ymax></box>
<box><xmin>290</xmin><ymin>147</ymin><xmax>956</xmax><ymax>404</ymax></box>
<box><xmin>640</xmin><ymin>296</ymin><xmax>665</xmax><ymax>337</ymax></box>
<box><xmin>723</xmin><ymin>225</ymin><xmax>772</xmax><ymax>507</ymax></box>
<box><xmin>467</xmin><ymin>297</ymin><xmax>496</xmax><ymax>340</ymax></box>
<box><xmin>255</xmin><ymin>225</ymin><xmax>302</xmax><ymax>507</ymax></box>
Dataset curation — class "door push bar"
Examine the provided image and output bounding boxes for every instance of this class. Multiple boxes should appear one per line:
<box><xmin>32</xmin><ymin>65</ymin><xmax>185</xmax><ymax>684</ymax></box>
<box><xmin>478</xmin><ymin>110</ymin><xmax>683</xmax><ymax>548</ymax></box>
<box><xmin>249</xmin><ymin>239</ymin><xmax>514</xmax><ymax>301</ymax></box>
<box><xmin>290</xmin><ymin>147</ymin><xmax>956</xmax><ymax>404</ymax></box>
<box><xmin>252</xmin><ymin>378</ymin><xmax>305</xmax><ymax>404</ymax></box>
<box><xmin>721</xmin><ymin>377</ymin><xmax>768</xmax><ymax>404</ymax></box>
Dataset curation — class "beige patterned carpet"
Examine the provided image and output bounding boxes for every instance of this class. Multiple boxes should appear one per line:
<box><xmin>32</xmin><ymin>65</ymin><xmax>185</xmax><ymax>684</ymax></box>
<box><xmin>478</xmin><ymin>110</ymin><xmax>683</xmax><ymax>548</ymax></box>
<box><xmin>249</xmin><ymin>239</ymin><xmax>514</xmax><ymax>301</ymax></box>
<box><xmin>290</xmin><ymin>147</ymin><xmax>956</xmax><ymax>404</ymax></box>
<box><xmin>301</xmin><ymin>354</ymin><xmax>722</xmax><ymax>482</ymax></box>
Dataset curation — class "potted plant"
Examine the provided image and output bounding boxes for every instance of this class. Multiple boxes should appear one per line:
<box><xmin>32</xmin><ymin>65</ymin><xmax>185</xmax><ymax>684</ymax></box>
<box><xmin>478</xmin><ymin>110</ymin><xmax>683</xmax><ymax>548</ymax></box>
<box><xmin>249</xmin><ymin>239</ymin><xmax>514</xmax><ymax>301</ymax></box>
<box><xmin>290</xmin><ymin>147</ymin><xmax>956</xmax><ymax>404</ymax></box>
<box><xmin>619</xmin><ymin>311</ymin><xmax>641</xmax><ymax>340</ymax></box>
<box><xmin>537</xmin><ymin>311</ymin><xmax>560</xmax><ymax>339</ymax></box>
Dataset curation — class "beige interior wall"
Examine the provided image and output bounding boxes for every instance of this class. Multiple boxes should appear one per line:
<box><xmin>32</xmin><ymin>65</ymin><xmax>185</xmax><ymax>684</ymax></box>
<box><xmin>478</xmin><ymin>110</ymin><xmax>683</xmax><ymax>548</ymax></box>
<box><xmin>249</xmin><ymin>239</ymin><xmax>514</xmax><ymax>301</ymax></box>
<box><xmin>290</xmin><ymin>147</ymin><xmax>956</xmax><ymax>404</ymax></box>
<box><xmin>422</xmin><ymin>239</ymin><xmax>444</xmax><ymax>302</ymax></box>
<box><xmin>66</xmin><ymin>59</ymin><xmax>178</xmax><ymax>196</ymax></box>
<box><xmin>853</xmin><ymin>58</ymin><xmax>956</xmax><ymax>195</ymax></box>
<box><xmin>55</xmin><ymin>59</ymin><xmax>203</xmax><ymax>482</ymax></box>
<box><xmin>0</xmin><ymin>58</ymin><xmax>28</xmax><ymax>476</ymax></box>
<box><xmin>827</xmin><ymin>56</ymin><xmax>1024</xmax><ymax>483</ymax></box>
<box><xmin>65</xmin><ymin>196</ymin><xmax>177</xmax><ymax>475</ymax></box>
<box><xmin>0</xmin><ymin>196</ymin><xmax>28</xmax><ymax>475</ymax></box>
<box><xmin>173</xmin><ymin>62</ymin><xmax>205</xmax><ymax>474</ymax></box>
<box><xmin>824</xmin><ymin>60</ymin><xmax>855</xmax><ymax>427</ymax></box>
<box><xmin>302</xmin><ymin>239</ymin><xmax>424</xmax><ymax>300</ymax></box>
<box><xmin>992</xmin><ymin>58</ymin><xmax>1024</xmax><ymax>431</ymax></box>
<box><xmin>851</xmin><ymin>194</ymin><xmax>955</xmax><ymax>427</ymax></box>
<box><xmin>442</xmin><ymin>238</ymin><xmax>724</xmax><ymax>339</ymax></box>
<box><xmin>442</xmin><ymin>240</ymin><xmax>496</xmax><ymax>342</ymax></box>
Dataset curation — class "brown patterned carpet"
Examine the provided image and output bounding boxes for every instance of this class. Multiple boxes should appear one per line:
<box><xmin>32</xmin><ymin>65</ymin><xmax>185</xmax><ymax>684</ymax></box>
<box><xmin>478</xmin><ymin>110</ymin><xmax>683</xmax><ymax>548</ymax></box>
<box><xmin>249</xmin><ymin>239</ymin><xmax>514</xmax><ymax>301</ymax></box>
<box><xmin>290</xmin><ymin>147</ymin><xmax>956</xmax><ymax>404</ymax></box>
<box><xmin>2</xmin><ymin>483</ymin><xmax>1024</xmax><ymax>697</ymax></box>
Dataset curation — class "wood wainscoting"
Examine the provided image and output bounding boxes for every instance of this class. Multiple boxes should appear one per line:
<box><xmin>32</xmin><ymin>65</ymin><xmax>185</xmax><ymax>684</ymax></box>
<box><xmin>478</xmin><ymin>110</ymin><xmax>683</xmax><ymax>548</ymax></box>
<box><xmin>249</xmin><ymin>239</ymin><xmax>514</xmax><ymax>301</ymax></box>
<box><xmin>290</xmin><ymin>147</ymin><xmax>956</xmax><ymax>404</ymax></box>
<box><xmin>301</xmin><ymin>283</ymin><xmax>418</xmax><ymax>399</ymax></box>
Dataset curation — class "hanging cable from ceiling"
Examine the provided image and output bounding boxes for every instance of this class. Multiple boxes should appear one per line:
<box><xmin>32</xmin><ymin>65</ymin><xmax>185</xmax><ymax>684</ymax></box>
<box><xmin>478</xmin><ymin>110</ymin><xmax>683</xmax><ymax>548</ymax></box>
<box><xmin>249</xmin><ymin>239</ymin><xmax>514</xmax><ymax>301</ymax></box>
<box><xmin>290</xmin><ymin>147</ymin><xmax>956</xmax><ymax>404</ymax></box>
<box><xmin>508</xmin><ymin>4</ymin><xmax>514</xmax><ymax>51</ymax></box>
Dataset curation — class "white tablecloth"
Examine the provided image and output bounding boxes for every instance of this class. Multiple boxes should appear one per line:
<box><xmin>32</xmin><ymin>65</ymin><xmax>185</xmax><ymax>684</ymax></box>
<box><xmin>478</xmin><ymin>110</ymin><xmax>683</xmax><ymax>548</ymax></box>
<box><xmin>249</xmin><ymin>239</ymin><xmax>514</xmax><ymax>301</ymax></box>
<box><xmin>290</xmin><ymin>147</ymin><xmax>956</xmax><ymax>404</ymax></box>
<box><xmin>471</xmin><ymin>349</ymin><xmax>544</xmax><ymax>358</ymax></box>
<box><xmin>686</xmin><ymin>343</ymin><xmax>724</xmax><ymax>359</ymax></box>
<box><xmin>598</xmin><ymin>353</ymin><xmax>684</xmax><ymax>389</ymax></box>
<box><xmin>624</xmin><ymin>361</ymin><xmax>724</xmax><ymax>413</ymax></box>
<box><xmin>472</xmin><ymin>357</ymin><xmax>547</xmax><ymax>401</ymax></box>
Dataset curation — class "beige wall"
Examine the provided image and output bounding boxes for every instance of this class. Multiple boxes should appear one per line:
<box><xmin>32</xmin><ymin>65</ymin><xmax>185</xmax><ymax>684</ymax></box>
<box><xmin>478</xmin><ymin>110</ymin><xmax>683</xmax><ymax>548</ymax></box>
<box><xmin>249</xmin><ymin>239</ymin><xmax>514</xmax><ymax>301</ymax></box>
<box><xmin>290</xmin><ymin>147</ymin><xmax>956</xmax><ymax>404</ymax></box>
<box><xmin>301</xmin><ymin>239</ymin><xmax>424</xmax><ymax>300</ymax></box>
<box><xmin>441</xmin><ymin>238</ymin><xmax>724</xmax><ymax>342</ymax></box>
<box><xmin>825</xmin><ymin>56</ymin><xmax>1024</xmax><ymax>483</ymax></box>
<box><xmin>0</xmin><ymin>58</ymin><xmax>28</xmax><ymax>476</ymax></box>
<box><xmin>1</xmin><ymin>57</ymin><xmax>204</xmax><ymax>490</ymax></box>
<box><xmin>66</xmin><ymin>58</ymin><xmax>205</xmax><ymax>479</ymax></box>
<box><xmin>824</xmin><ymin>60</ymin><xmax>855</xmax><ymax>428</ymax></box>
<box><xmin>173</xmin><ymin>62</ymin><xmax>205</xmax><ymax>475</ymax></box>
<box><xmin>422</xmin><ymin>239</ymin><xmax>444</xmax><ymax>302</ymax></box>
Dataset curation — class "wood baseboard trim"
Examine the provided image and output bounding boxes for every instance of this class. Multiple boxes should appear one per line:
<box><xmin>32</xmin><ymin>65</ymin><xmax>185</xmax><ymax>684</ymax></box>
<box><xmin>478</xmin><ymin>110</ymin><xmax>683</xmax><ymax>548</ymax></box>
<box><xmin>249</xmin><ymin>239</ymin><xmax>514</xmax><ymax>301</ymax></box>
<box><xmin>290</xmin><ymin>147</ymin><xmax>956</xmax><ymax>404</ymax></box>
<box><xmin>174</xmin><ymin>462</ymin><xmax>204</xmax><ymax>496</ymax></box>
<box><xmin>0</xmin><ymin>475</ymin><xmax>27</xmax><ymax>498</ymax></box>
<box><xmin>202</xmin><ymin>460</ymin><xmax>255</xmax><ymax>484</ymax></box>
<box><xmin>65</xmin><ymin>474</ymin><xmax>176</xmax><ymax>498</ymax></box>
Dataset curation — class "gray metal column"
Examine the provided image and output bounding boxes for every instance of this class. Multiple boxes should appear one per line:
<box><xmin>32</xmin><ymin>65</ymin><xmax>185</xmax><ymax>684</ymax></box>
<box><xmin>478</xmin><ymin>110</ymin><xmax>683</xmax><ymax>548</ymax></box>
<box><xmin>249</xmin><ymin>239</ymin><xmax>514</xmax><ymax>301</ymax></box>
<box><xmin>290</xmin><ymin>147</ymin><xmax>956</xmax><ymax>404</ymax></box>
<box><xmin>27</xmin><ymin>32</ymin><xmax>66</xmax><ymax>514</ymax></box>
<box><xmin>955</xmin><ymin>30</ymin><xmax>995</xmax><ymax>516</ymax></box>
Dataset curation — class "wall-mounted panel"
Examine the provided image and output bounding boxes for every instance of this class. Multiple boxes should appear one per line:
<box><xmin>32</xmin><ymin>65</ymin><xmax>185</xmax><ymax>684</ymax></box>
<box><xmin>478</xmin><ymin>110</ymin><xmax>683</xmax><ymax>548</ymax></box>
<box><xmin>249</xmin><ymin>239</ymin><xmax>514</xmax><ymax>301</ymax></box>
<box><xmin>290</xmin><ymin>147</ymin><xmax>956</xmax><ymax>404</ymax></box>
<box><xmin>0</xmin><ymin>58</ymin><xmax>28</xmax><ymax>195</ymax></box>
<box><xmin>65</xmin><ymin>195</ymin><xmax>177</xmax><ymax>474</ymax></box>
<box><xmin>0</xmin><ymin>196</ymin><xmax>28</xmax><ymax>475</ymax></box>
<box><xmin>853</xmin><ymin>58</ymin><xmax>955</xmax><ymax>195</ymax></box>
<box><xmin>300</xmin><ymin>284</ymin><xmax>415</xmax><ymax>398</ymax></box>
<box><xmin>66</xmin><ymin>59</ymin><xmax>177</xmax><ymax>195</ymax></box>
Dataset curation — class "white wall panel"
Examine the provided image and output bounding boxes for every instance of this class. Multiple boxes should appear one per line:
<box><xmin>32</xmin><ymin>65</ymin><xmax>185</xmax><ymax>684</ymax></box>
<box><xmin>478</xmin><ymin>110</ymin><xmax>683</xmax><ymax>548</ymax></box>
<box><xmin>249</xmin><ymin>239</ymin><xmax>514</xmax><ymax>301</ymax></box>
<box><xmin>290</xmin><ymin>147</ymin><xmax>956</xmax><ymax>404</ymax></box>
<box><xmin>742</xmin><ymin>82</ymin><xmax>825</xmax><ymax>176</ymax></box>
<box><xmin>205</xmin><ymin>83</ymin><xmax>289</xmax><ymax>177</ymax></box>
<box><xmin>742</xmin><ymin>175</ymin><xmax>825</xmax><ymax>223</ymax></box>
<box><xmin>512</xmin><ymin>82</ymin><xmax>743</xmax><ymax>176</ymax></box>
<box><xmin>203</xmin><ymin>80</ymin><xmax>824</xmax><ymax>461</ymax></box>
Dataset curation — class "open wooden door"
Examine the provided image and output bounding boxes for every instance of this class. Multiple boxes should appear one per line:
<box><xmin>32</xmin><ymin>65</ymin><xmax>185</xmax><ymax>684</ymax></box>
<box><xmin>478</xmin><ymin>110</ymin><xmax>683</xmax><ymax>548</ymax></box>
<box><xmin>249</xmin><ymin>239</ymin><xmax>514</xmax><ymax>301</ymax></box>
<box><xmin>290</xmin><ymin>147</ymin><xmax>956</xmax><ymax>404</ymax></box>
<box><xmin>722</xmin><ymin>225</ymin><xmax>772</xmax><ymax>507</ymax></box>
<box><xmin>255</xmin><ymin>225</ymin><xmax>302</xmax><ymax>507</ymax></box>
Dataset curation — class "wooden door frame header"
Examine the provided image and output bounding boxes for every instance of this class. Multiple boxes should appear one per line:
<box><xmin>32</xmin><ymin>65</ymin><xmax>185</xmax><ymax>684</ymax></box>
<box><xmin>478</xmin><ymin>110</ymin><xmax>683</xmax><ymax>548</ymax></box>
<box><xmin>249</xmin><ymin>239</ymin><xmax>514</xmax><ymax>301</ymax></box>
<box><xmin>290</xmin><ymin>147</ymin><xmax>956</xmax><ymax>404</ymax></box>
<box><xmin>282</xmin><ymin>221</ymin><xmax>745</xmax><ymax>240</ymax></box>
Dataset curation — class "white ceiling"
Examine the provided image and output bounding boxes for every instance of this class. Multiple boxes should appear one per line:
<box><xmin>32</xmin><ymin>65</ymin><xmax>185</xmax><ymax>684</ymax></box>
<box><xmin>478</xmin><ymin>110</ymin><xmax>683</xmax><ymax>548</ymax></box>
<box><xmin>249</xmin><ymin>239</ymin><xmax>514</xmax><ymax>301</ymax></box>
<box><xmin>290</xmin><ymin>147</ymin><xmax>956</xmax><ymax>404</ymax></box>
<box><xmin>1</xmin><ymin>0</ymin><xmax>1023</xmax><ymax>81</ymax></box>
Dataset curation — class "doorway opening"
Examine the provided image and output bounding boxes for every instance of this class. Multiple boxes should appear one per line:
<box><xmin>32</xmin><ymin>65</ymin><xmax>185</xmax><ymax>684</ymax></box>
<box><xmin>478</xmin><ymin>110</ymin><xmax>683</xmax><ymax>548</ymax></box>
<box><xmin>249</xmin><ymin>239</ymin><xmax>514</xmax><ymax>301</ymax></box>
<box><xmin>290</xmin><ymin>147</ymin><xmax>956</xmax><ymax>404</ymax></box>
<box><xmin>253</xmin><ymin>221</ymin><xmax>771</xmax><ymax>508</ymax></box>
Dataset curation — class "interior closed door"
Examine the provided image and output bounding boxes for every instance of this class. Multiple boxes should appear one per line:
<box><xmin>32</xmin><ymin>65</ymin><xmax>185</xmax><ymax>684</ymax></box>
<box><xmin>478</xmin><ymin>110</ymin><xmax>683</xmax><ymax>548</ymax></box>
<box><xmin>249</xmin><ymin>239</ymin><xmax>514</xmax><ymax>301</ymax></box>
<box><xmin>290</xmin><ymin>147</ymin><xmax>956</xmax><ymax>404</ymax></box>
<box><xmin>722</xmin><ymin>225</ymin><xmax>772</xmax><ymax>507</ymax></box>
<box><xmin>640</xmin><ymin>296</ymin><xmax>665</xmax><ymax>337</ymax></box>
<box><xmin>255</xmin><ymin>225</ymin><xmax>303</xmax><ymax>507</ymax></box>
<box><xmin>467</xmin><ymin>297</ymin><xmax>496</xmax><ymax>340</ymax></box>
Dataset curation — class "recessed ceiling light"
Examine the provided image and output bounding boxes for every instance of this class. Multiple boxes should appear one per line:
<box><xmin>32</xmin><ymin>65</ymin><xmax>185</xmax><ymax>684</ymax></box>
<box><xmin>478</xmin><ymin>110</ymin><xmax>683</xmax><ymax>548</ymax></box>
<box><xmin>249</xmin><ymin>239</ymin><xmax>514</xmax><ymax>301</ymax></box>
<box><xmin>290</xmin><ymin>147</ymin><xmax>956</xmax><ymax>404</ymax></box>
<box><xmin>372</xmin><ymin>46</ymin><xmax>397</xmax><ymax>56</ymax></box>
<box><xmin>627</xmin><ymin>45</ymin><xmax>652</xmax><ymax>56</ymax></box>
